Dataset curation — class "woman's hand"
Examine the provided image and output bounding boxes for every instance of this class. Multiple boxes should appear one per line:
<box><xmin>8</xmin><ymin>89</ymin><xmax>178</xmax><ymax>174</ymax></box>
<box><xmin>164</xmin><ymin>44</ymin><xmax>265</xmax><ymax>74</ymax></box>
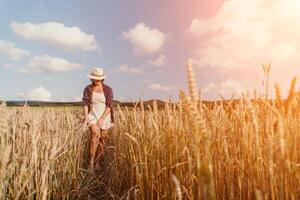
<box><xmin>79</xmin><ymin>116</ymin><xmax>89</xmax><ymax>131</ymax></box>
<box><xmin>97</xmin><ymin>117</ymin><xmax>104</xmax><ymax>128</ymax></box>
<box><xmin>81</xmin><ymin>115</ymin><xmax>88</xmax><ymax>126</ymax></box>
<box><xmin>83</xmin><ymin>105</ymin><xmax>89</xmax><ymax>123</ymax></box>
<box><xmin>82</xmin><ymin>117</ymin><xmax>88</xmax><ymax>126</ymax></box>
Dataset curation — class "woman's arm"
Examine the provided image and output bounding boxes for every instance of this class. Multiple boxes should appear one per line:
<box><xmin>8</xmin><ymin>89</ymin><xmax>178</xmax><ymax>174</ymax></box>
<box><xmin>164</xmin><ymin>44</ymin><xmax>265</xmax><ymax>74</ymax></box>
<box><xmin>100</xmin><ymin>107</ymin><xmax>111</xmax><ymax>119</ymax></box>
<box><xmin>82</xmin><ymin>86</ymin><xmax>90</xmax><ymax>121</ymax></box>
<box><xmin>104</xmin><ymin>87</ymin><xmax>113</xmax><ymax>109</ymax></box>
<box><xmin>83</xmin><ymin>105</ymin><xmax>89</xmax><ymax>120</ymax></box>
<box><xmin>100</xmin><ymin>86</ymin><xmax>113</xmax><ymax>120</ymax></box>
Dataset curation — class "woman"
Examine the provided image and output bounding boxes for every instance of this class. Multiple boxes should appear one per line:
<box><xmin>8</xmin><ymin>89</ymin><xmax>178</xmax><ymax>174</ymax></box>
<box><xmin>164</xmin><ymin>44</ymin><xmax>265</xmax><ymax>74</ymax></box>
<box><xmin>82</xmin><ymin>67</ymin><xmax>114</xmax><ymax>173</ymax></box>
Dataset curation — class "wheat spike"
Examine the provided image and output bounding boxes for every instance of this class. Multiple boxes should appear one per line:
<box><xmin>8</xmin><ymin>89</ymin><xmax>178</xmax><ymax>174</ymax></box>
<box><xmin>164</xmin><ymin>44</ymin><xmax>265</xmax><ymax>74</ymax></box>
<box><xmin>186</xmin><ymin>59</ymin><xmax>199</xmax><ymax>103</ymax></box>
<box><xmin>274</xmin><ymin>82</ymin><xmax>283</xmax><ymax>109</ymax></box>
<box><xmin>185</xmin><ymin>59</ymin><xmax>201</xmax><ymax>126</ymax></box>
<box><xmin>285</xmin><ymin>77</ymin><xmax>297</xmax><ymax>115</ymax></box>
<box><xmin>262</xmin><ymin>62</ymin><xmax>271</xmax><ymax>99</ymax></box>
<box><xmin>171</xmin><ymin>174</ymin><xmax>182</xmax><ymax>200</ymax></box>
<box><xmin>179</xmin><ymin>90</ymin><xmax>189</xmax><ymax>113</ymax></box>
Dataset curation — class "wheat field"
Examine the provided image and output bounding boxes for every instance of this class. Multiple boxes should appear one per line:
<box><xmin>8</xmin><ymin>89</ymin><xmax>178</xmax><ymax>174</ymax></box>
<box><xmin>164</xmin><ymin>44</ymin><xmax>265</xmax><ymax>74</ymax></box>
<box><xmin>0</xmin><ymin>62</ymin><xmax>299</xmax><ymax>200</ymax></box>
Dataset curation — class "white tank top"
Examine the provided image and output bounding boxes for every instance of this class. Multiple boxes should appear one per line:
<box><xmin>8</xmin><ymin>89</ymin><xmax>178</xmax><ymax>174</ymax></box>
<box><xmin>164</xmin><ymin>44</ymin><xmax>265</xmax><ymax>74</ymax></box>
<box><xmin>91</xmin><ymin>91</ymin><xmax>106</xmax><ymax>104</ymax></box>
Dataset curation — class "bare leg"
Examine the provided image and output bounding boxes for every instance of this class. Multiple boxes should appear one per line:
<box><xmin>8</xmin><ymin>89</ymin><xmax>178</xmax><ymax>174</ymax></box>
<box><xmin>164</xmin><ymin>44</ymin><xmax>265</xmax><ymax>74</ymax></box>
<box><xmin>95</xmin><ymin>128</ymin><xmax>108</xmax><ymax>169</ymax></box>
<box><xmin>88</xmin><ymin>124</ymin><xmax>100</xmax><ymax>173</ymax></box>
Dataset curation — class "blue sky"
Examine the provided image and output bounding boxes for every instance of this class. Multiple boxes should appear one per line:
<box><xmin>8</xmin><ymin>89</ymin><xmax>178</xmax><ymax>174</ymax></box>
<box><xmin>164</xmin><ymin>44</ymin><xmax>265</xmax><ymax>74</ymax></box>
<box><xmin>1</xmin><ymin>0</ymin><xmax>221</xmax><ymax>102</ymax></box>
<box><xmin>1</xmin><ymin>0</ymin><xmax>298</xmax><ymax>102</ymax></box>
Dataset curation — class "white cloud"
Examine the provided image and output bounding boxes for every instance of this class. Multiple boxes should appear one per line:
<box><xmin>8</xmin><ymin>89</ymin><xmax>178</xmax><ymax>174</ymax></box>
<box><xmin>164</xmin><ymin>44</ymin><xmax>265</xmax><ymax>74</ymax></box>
<box><xmin>60</xmin><ymin>98</ymin><xmax>67</xmax><ymax>102</ymax></box>
<box><xmin>189</xmin><ymin>0</ymin><xmax>300</xmax><ymax>70</ymax></box>
<box><xmin>202</xmin><ymin>80</ymin><xmax>253</xmax><ymax>100</ymax></box>
<box><xmin>20</xmin><ymin>55</ymin><xmax>83</xmax><ymax>73</ymax></box>
<box><xmin>0</xmin><ymin>40</ymin><xmax>30</xmax><ymax>60</ymax></box>
<box><xmin>142</xmin><ymin>79</ymin><xmax>152</xmax><ymax>84</ymax></box>
<box><xmin>116</xmin><ymin>97</ymin><xmax>127</xmax><ymax>101</ymax></box>
<box><xmin>56</xmin><ymin>95</ymin><xmax>82</xmax><ymax>102</ymax></box>
<box><xmin>11</xmin><ymin>21</ymin><xmax>99</xmax><ymax>51</ymax></box>
<box><xmin>17</xmin><ymin>86</ymin><xmax>51</xmax><ymax>101</ymax></box>
<box><xmin>147</xmin><ymin>83</ymin><xmax>175</xmax><ymax>92</ymax></box>
<box><xmin>116</xmin><ymin>64</ymin><xmax>144</xmax><ymax>75</ymax></box>
<box><xmin>1</xmin><ymin>64</ymin><xmax>14</xmax><ymax>69</ymax></box>
<box><xmin>147</xmin><ymin>54</ymin><xmax>167</xmax><ymax>67</ymax></box>
<box><xmin>121</xmin><ymin>23</ymin><xmax>167</xmax><ymax>55</ymax></box>
<box><xmin>73</xmin><ymin>95</ymin><xmax>82</xmax><ymax>101</ymax></box>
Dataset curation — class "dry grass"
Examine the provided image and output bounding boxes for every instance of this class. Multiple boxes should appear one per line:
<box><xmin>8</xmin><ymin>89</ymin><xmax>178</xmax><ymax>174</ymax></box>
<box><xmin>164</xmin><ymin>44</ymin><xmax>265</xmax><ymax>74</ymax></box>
<box><xmin>0</xmin><ymin>62</ymin><xmax>300</xmax><ymax>199</ymax></box>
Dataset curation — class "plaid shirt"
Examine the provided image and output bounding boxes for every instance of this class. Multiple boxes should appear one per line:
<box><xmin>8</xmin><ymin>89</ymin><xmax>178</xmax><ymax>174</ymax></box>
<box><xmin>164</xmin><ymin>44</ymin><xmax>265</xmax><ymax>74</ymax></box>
<box><xmin>82</xmin><ymin>83</ymin><xmax>114</xmax><ymax>123</ymax></box>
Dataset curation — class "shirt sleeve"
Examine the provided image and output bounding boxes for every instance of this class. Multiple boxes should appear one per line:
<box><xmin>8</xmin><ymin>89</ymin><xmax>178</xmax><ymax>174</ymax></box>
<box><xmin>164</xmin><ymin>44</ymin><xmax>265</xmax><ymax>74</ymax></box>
<box><xmin>105</xmin><ymin>88</ymin><xmax>113</xmax><ymax>109</ymax></box>
<box><xmin>82</xmin><ymin>86</ymin><xmax>90</xmax><ymax>106</ymax></box>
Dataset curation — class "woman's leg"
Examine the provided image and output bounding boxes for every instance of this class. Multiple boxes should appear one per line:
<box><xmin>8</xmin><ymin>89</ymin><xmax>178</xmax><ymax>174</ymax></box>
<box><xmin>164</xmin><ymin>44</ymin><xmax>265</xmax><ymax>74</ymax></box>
<box><xmin>88</xmin><ymin>124</ymin><xmax>101</xmax><ymax>172</ymax></box>
<box><xmin>95</xmin><ymin>128</ymin><xmax>108</xmax><ymax>168</ymax></box>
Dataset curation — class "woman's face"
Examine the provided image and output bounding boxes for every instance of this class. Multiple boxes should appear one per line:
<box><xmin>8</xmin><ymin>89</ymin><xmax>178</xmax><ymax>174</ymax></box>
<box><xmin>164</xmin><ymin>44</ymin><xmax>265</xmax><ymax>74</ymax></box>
<box><xmin>91</xmin><ymin>79</ymin><xmax>103</xmax><ymax>85</ymax></box>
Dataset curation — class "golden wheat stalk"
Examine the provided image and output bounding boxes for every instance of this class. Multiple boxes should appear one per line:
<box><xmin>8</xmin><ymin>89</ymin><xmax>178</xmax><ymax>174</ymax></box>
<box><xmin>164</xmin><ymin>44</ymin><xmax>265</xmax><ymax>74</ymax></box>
<box><xmin>274</xmin><ymin>82</ymin><xmax>283</xmax><ymax>109</ymax></box>
<box><xmin>186</xmin><ymin>59</ymin><xmax>199</xmax><ymax>103</ymax></box>
<box><xmin>285</xmin><ymin>77</ymin><xmax>297</xmax><ymax>115</ymax></box>
<box><xmin>0</xmin><ymin>102</ymin><xmax>8</xmax><ymax>135</ymax></box>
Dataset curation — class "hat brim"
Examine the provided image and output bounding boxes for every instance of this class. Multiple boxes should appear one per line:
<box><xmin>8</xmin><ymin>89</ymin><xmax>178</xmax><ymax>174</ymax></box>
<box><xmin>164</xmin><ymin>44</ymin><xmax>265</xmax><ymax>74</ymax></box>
<box><xmin>87</xmin><ymin>73</ymin><xmax>107</xmax><ymax>80</ymax></box>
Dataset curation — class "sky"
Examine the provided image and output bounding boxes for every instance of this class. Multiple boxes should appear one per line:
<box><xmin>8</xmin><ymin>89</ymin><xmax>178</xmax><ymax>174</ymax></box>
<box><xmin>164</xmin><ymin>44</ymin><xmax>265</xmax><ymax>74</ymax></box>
<box><xmin>0</xmin><ymin>0</ymin><xmax>300</xmax><ymax>102</ymax></box>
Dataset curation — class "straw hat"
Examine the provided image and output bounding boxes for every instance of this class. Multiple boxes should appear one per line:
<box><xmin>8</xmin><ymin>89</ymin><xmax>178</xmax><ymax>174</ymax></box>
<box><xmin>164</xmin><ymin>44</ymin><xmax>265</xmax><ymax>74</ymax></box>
<box><xmin>87</xmin><ymin>67</ymin><xmax>107</xmax><ymax>80</ymax></box>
